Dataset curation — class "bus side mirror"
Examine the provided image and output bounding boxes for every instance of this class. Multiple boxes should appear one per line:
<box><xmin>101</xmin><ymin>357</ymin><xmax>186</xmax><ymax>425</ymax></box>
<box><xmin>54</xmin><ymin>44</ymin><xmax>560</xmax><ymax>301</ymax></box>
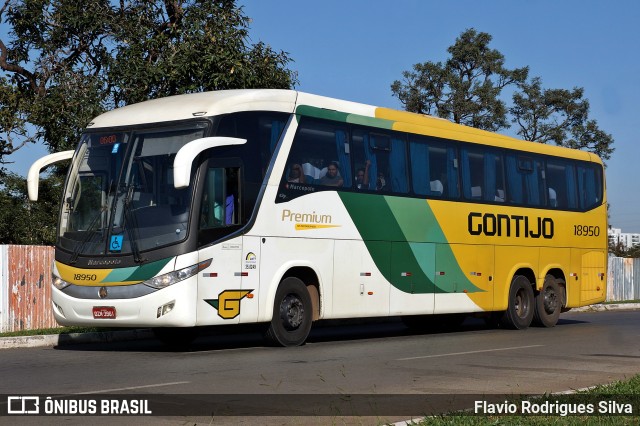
<box><xmin>173</xmin><ymin>137</ymin><xmax>246</xmax><ymax>189</ymax></box>
<box><xmin>27</xmin><ymin>150</ymin><xmax>75</xmax><ymax>201</ymax></box>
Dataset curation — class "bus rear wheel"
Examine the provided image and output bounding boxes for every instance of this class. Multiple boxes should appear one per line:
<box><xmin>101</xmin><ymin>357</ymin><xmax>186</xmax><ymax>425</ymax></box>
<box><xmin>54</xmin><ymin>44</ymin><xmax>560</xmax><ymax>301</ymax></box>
<box><xmin>500</xmin><ymin>275</ymin><xmax>534</xmax><ymax>330</ymax></box>
<box><xmin>265</xmin><ymin>277</ymin><xmax>313</xmax><ymax>347</ymax></box>
<box><xmin>532</xmin><ymin>275</ymin><xmax>562</xmax><ymax>327</ymax></box>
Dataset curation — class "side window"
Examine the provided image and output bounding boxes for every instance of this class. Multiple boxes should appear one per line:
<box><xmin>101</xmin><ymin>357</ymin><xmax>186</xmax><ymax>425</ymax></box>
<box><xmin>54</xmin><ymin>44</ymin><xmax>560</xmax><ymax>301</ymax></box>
<box><xmin>461</xmin><ymin>147</ymin><xmax>505</xmax><ymax>203</ymax></box>
<box><xmin>285</xmin><ymin>119</ymin><xmax>350</xmax><ymax>188</ymax></box>
<box><xmin>199</xmin><ymin>166</ymin><xmax>240</xmax><ymax>229</ymax></box>
<box><xmin>409</xmin><ymin>137</ymin><xmax>459</xmax><ymax>198</ymax></box>
<box><xmin>546</xmin><ymin>160</ymin><xmax>578</xmax><ymax>209</ymax></box>
<box><xmin>215</xmin><ymin>112</ymin><xmax>288</xmax><ymax>226</ymax></box>
<box><xmin>352</xmin><ymin>129</ymin><xmax>408</xmax><ymax>193</ymax></box>
<box><xmin>216</xmin><ymin>112</ymin><xmax>288</xmax><ymax>180</ymax></box>
<box><xmin>506</xmin><ymin>154</ymin><xmax>545</xmax><ymax>207</ymax></box>
<box><xmin>577</xmin><ymin>163</ymin><xmax>603</xmax><ymax>211</ymax></box>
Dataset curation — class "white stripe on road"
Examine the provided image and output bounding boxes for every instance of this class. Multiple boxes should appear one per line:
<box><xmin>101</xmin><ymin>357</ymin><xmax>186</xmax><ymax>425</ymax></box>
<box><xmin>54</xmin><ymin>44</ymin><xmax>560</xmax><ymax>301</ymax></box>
<box><xmin>73</xmin><ymin>381</ymin><xmax>190</xmax><ymax>395</ymax></box>
<box><xmin>396</xmin><ymin>344</ymin><xmax>544</xmax><ymax>361</ymax></box>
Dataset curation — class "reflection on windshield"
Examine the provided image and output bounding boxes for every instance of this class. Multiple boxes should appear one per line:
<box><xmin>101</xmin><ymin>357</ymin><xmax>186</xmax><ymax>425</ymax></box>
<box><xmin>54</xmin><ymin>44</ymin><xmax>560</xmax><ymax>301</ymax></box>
<box><xmin>59</xmin><ymin>125</ymin><xmax>207</xmax><ymax>258</ymax></box>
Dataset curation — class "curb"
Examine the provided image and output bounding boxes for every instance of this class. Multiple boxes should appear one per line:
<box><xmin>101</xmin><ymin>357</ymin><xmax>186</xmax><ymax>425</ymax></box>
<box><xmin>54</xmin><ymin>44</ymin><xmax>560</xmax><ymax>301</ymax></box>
<box><xmin>1</xmin><ymin>304</ymin><xmax>638</xmax><ymax>350</ymax></box>
<box><xmin>0</xmin><ymin>328</ymin><xmax>154</xmax><ymax>350</ymax></box>
<box><xmin>571</xmin><ymin>303</ymin><xmax>640</xmax><ymax>312</ymax></box>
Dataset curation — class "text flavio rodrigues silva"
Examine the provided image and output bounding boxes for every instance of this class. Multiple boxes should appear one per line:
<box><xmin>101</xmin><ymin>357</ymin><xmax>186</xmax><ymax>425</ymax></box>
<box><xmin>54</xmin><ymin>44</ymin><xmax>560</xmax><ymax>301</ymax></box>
<box><xmin>475</xmin><ymin>399</ymin><xmax>634</xmax><ymax>416</ymax></box>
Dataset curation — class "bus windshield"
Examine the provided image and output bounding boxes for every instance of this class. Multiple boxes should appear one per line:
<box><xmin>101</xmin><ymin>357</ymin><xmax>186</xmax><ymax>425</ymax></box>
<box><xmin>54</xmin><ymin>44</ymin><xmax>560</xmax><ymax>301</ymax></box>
<box><xmin>59</xmin><ymin>124</ymin><xmax>208</xmax><ymax>258</ymax></box>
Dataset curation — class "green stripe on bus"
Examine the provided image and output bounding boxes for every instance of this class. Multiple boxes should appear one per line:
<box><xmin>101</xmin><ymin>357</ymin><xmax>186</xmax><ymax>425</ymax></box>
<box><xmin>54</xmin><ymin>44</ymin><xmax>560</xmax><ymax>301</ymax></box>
<box><xmin>339</xmin><ymin>192</ymin><xmax>482</xmax><ymax>294</ymax></box>
<box><xmin>120</xmin><ymin>257</ymin><xmax>173</xmax><ymax>282</ymax></box>
<box><xmin>295</xmin><ymin>105</ymin><xmax>394</xmax><ymax>130</ymax></box>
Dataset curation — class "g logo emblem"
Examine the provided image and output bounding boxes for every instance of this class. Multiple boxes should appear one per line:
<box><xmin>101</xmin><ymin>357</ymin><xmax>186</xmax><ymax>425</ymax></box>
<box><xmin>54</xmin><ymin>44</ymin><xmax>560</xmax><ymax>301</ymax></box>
<box><xmin>98</xmin><ymin>286</ymin><xmax>108</xmax><ymax>299</ymax></box>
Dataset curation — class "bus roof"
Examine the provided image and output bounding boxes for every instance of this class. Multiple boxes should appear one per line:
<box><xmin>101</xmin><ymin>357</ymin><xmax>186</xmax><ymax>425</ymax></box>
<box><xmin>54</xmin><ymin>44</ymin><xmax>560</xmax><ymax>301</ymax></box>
<box><xmin>87</xmin><ymin>89</ymin><xmax>601</xmax><ymax>165</ymax></box>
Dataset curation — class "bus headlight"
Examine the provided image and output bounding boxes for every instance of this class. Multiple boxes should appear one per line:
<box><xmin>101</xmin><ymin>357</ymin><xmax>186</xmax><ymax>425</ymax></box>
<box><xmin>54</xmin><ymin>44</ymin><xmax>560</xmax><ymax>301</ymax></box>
<box><xmin>52</xmin><ymin>274</ymin><xmax>72</xmax><ymax>290</ymax></box>
<box><xmin>143</xmin><ymin>259</ymin><xmax>212</xmax><ymax>289</ymax></box>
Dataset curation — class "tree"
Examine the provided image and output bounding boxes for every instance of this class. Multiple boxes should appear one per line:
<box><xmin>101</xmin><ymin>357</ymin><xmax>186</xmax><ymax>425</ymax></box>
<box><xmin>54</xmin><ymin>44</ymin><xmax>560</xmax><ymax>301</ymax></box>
<box><xmin>609</xmin><ymin>238</ymin><xmax>640</xmax><ymax>258</ymax></box>
<box><xmin>391</xmin><ymin>28</ymin><xmax>528</xmax><ymax>132</ymax></box>
<box><xmin>511</xmin><ymin>77</ymin><xmax>614</xmax><ymax>160</ymax></box>
<box><xmin>0</xmin><ymin>0</ymin><xmax>298</xmax><ymax>158</ymax></box>
<box><xmin>391</xmin><ymin>28</ymin><xmax>614</xmax><ymax>160</ymax></box>
<box><xmin>0</xmin><ymin>0</ymin><xmax>297</xmax><ymax>244</ymax></box>
<box><xmin>0</xmin><ymin>0</ymin><xmax>113</xmax><ymax>157</ymax></box>
<box><xmin>108</xmin><ymin>1</ymin><xmax>297</xmax><ymax>106</ymax></box>
<box><xmin>0</xmin><ymin>170</ymin><xmax>62</xmax><ymax>244</ymax></box>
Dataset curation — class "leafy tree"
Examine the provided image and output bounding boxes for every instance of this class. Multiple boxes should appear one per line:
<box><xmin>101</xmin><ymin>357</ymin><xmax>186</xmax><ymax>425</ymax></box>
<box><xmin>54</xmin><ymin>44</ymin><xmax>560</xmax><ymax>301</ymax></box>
<box><xmin>0</xmin><ymin>169</ymin><xmax>62</xmax><ymax>244</ymax></box>
<box><xmin>391</xmin><ymin>28</ymin><xmax>614</xmax><ymax>160</ymax></box>
<box><xmin>511</xmin><ymin>77</ymin><xmax>614</xmax><ymax>160</ymax></box>
<box><xmin>391</xmin><ymin>28</ymin><xmax>528</xmax><ymax>132</ymax></box>
<box><xmin>109</xmin><ymin>1</ymin><xmax>297</xmax><ymax>106</ymax></box>
<box><xmin>0</xmin><ymin>0</ymin><xmax>297</xmax><ymax>244</ymax></box>
<box><xmin>609</xmin><ymin>238</ymin><xmax>640</xmax><ymax>259</ymax></box>
<box><xmin>626</xmin><ymin>244</ymin><xmax>640</xmax><ymax>259</ymax></box>
<box><xmin>0</xmin><ymin>0</ymin><xmax>298</xmax><ymax>157</ymax></box>
<box><xmin>0</xmin><ymin>0</ymin><xmax>111</xmax><ymax>156</ymax></box>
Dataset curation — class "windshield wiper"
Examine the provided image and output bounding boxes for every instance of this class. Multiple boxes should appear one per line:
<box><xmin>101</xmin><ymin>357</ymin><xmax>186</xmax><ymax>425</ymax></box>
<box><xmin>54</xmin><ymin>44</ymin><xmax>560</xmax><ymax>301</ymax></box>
<box><xmin>119</xmin><ymin>183</ymin><xmax>146</xmax><ymax>263</ymax></box>
<box><xmin>69</xmin><ymin>206</ymin><xmax>107</xmax><ymax>265</ymax></box>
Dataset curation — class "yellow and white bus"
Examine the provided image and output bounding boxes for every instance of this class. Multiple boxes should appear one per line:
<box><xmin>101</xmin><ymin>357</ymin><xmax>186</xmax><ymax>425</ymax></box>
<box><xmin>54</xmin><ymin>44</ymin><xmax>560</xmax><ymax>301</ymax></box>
<box><xmin>28</xmin><ymin>90</ymin><xmax>607</xmax><ymax>346</ymax></box>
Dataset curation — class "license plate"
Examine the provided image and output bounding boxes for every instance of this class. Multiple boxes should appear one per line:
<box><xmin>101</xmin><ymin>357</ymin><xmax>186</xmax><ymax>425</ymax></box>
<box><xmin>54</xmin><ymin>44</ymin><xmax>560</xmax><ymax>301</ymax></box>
<box><xmin>93</xmin><ymin>306</ymin><xmax>116</xmax><ymax>319</ymax></box>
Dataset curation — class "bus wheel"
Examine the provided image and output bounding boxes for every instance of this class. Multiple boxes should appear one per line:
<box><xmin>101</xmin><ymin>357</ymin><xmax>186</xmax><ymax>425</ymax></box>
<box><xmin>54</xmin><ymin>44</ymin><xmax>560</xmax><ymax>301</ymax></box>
<box><xmin>265</xmin><ymin>277</ymin><xmax>313</xmax><ymax>347</ymax></box>
<box><xmin>152</xmin><ymin>327</ymin><xmax>198</xmax><ymax>348</ymax></box>
<box><xmin>500</xmin><ymin>275</ymin><xmax>534</xmax><ymax>330</ymax></box>
<box><xmin>532</xmin><ymin>275</ymin><xmax>562</xmax><ymax>327</ymax></box>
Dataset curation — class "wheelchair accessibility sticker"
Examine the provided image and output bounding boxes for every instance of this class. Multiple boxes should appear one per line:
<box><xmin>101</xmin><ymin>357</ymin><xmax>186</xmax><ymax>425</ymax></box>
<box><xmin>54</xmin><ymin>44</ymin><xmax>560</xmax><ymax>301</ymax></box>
<box><xmin>110</xmin><ymin>235</ymin><xmax>123</xmax><ymax>252</ymax></box>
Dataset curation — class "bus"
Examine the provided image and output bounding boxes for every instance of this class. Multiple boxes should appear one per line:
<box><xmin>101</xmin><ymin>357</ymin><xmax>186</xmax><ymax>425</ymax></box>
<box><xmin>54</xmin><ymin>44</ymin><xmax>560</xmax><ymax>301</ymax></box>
<box><xmin>27</xmin><ymin>89</ymin><xmax>607</xmax><ymax>346</ymax></box>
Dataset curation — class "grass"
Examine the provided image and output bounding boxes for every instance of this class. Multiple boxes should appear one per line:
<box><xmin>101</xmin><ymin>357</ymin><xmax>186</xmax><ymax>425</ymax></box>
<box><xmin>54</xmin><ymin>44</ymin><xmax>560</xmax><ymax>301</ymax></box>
<box><xmin>418</xmin><ymin>374</ymin><xmax>640</xmax><ymax>425</ymax></box>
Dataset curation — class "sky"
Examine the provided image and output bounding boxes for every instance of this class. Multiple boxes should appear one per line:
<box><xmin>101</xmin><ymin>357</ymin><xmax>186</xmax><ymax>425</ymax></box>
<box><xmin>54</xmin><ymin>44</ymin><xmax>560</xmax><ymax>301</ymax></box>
<box><xmin>4</xmin><ymin>0</ymin><xmax>640</xmax><ymax>232</ymax></box>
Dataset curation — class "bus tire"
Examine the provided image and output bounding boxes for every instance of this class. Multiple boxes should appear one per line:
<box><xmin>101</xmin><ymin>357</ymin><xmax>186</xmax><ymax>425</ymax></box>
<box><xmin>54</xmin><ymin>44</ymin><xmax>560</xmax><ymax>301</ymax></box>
<box><xmin>532</xmin><ymin>275</ymin><xmax>562</xmax><ymax>327</ymax></box>
<box><xmin>500</xmin><ymin>275</ymin><xmax>534</xmax><ymax>330</ymax></box>
<box><xmin>265</xmin><ymin>277</ymin><xmax>313</xmax><ymax>347</ymax></box>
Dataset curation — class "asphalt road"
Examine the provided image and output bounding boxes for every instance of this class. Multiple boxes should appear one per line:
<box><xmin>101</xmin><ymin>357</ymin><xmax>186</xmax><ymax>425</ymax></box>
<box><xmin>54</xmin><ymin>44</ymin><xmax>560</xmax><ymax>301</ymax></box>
<box><xmin>1</xmin><ymin>309</ymin><xmax>639</xmax><ymax>424</ymax></box>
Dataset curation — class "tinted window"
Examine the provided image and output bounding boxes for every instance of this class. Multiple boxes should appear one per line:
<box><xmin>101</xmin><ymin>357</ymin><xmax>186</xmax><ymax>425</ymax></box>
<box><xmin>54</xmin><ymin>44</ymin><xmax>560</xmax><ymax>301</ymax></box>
<box><xmin>461</xmin><ymin>147</ymin><xmax>506</xmax><ymax>203</ymax></box>
<box><xmin>409</xmin><ymin>136</ymin><xmax>459</xmax><ymax>198</ymax></box>
<box><xmin>352</xmin><ymin>129</ymin><xmax>408</xmax><ymax>193</ymax></box>
<box><xmin>577</xmin><ymin>163</ymin><xmax>603</xmax><ymax>211</ymax></box>
<box><xmin>546</xmin><ymin>159</ymin><xmax>578</xmax><ymax>209</ymax></box>
<box><xmin>506</xmin><ymin>154</ymin><xmax>546</xmax><ymax>206</ymax></box>
<box><xmin>285</xmin><ymin>119</ymin><xmax>350</xmax><ymax>188</ymax></box>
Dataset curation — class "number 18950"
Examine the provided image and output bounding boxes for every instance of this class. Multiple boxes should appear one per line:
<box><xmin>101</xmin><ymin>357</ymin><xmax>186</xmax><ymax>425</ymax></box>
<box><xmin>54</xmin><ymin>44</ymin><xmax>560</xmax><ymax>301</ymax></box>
<box><xmin>574</xmin><ymin>225</ymin><xmax>600</xmax><ymax>237</ymax></box>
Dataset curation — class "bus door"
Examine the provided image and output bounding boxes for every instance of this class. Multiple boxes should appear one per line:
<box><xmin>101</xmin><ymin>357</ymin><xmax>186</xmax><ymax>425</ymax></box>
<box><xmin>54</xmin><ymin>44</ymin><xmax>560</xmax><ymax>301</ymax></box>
<box><xmin>196</xmin><ymin>162</ymin><xmax>246</xmax><ymax>325</ymax></box>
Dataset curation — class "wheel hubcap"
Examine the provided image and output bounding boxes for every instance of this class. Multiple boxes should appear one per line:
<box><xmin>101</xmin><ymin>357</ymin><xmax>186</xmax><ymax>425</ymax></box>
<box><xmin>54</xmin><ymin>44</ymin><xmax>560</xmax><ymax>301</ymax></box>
<box><xmin>543</xmin><ymin>288</ymin><xmax>558</xmax><ymax>314</ymax></box>
<box><xmin>280</xmin><ymin>294</ymin><xmax>304</xmax><ymax>330</ymax></box>
<box><xmin>515</xmin><ymin>288</ymin><xmax>529</xmax><ymax>318</ymax></box>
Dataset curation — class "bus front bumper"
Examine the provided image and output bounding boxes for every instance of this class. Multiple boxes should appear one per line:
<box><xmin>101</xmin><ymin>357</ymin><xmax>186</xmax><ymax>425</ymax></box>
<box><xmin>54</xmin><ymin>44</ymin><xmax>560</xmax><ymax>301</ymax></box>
<box><xmin>50</xmin><ymin>278</ymin><xmax>197</xmax><ymax>328</ymax></box>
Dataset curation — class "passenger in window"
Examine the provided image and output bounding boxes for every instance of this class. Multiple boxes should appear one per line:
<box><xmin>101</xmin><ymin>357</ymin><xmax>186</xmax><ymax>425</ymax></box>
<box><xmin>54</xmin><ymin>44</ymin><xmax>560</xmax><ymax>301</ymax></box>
<box><xmin>287</xmin><ymin>163</ymin><xmax>306</xmax><ymax>184</ymax></box>
<box><xmin>320</xmin><ymin>161</ymin><xmax>344</xmax><ymax>187</ymax></box>
<box><xmin>355</xmin><ymin>160</ymin><xmax>371</xmax><ymax>190</ymax></box>
<box><xmin>376</xmin><ymin>172</ymin><xmax>387</xmax><ymax>191</ymax></box>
